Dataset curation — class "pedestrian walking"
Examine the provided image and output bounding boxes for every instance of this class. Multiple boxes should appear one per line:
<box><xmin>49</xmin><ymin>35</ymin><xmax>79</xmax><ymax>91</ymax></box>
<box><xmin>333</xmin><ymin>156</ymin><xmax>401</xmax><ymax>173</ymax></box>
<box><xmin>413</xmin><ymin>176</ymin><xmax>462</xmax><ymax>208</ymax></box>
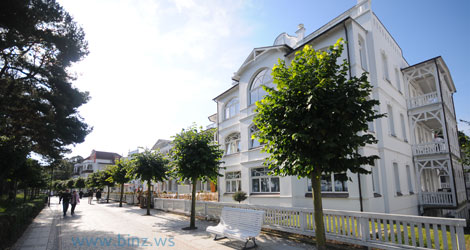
<box><xmin>71</xmin><ymin>190</ymin><xmax>80</xmax><ymax>215</ymax></box>
<box><xmin>79</xmin><ymin>190</ymin><xmax>84</xmax><ymax>199</ymax></box>
<box><xmin>87</xmin><ymin>190</ymin><xmax>93</xmax><ymax>204</ymax></box>
<box><xmin>60</xmin><ymin>189</ymin><xmax>72</xmax><ymax>217</ymax></box>
<box><xmin>96</xmin><ymin>190</ymin><xmax>102</xmax><ymax>203</ymax></box>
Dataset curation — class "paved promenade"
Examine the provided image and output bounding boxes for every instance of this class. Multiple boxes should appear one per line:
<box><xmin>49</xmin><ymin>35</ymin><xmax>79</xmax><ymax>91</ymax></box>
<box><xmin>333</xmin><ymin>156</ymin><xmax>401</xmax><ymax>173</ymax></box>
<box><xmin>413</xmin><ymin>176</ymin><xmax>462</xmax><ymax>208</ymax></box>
<box><xmin>13</xmin><ymin>197</ymin><xmax>316</xmax><ymax>250</ymax></box>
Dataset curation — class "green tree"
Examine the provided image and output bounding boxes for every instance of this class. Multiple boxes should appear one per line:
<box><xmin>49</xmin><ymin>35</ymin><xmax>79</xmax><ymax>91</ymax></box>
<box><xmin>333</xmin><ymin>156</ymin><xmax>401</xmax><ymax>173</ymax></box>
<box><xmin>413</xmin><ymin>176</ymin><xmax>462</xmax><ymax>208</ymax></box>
<box><xmin>74</xmin><ymin>177</ymin><xmax>86</xmax><ymax>191</ymax></box>
<box><xmin>129</xmin><ymin>149</ymin><xmax>169</xmax><ymax>215</ymax></box>
<box><xmin>253</xmin><ymin>39</ymin><xmax>382</xmax><ymax>249</ymax></box>
<box><xmin>0</xmin><ymin>0</ymin><xmax>91</xmax><ymax>161</ymax></box>
<box><xmin>232</xmin><ymin>191</ymin><xmax>247</xmax><ymax>204</ymax></box>
<box><xmin>458</xmin><ymin>130</ymin><xmax>470</xmax><ymax>168</ymax></box>
<box><xmin>108</xmin><ymin>159</ymin><xmax>131</xmax><ymax>207</ymax></box>
<box><xmin>86</xmin><ymin>172</ymin><xmax>102</xmax><ymax>189</ymax></box>
<box><xmin>170</xmin><ymin>125</ymin><xmax>224</xmax><ymax>230</ymax></box>
<box><xmin>99</xmin><ymin>168</ymin><xmax>115</xmax><ymax>203</ymax></box>
<box><xmin>66</xmin><ymin>179</ymin><xmax>75</xmax><ymax>189</ymax></box>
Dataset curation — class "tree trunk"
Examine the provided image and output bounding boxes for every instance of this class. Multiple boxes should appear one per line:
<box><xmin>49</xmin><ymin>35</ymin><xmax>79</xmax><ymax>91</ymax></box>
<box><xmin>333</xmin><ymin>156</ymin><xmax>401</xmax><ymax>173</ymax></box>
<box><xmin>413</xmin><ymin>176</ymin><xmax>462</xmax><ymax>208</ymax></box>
<box><xmin>190</xmin><ymin>179</ymin><xmax>197</xmax><ymax>229</ymax></box>
<box><xmin>146</xmin><ymin>181</ymin><xmax>151</xmax><ymax>215</ymax></box>
<box><xmin>312</xmin><ymin>170</ymin><xmax>326</xmax><ymax>250</ymax></box>
<box><xmin>106</xmin><ymin>186</ymin><xmax>110</xmax><ymax>203</ymax></box>
<box><xmin>119</xmin><ymin>183</ymin><xmax>124</xmax><ymax>207</ymax></box>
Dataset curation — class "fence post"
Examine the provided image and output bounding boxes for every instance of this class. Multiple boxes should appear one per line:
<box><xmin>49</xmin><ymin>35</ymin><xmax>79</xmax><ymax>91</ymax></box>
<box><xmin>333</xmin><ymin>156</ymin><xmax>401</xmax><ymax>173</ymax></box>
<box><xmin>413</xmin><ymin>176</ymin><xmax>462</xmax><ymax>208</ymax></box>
<box><xmin>360</xmin><ymin>215</ymin><xmax>369</xmax><ymax>244</ymax></box>
<box><xmin>299</xmin><ymin>211</ymin><xmax>307</xmax><ymax>232</ymax></box>
<box><xmin>457</xmin><ymin>226</ymin><xmax>465</xmax><ymax>250</ymax></box>
<box><xmin>204</xmin><ymin>202</ymin><xmax>208</xmax><ymax>220</ymax></box>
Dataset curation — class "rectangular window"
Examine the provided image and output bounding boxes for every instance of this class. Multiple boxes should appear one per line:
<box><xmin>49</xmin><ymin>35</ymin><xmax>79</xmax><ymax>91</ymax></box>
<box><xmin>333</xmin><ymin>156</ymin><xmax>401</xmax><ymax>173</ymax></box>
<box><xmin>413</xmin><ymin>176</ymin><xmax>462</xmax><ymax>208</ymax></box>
<box><xmin>251</xmin><ymin>167</ymin><xmax>279</xmax><ymax>193</ymax></box>
<box><xmin>387</xmin><ymin>105</ymin><xmax>396</xmax><ymax>137</ymax></box>
<box><xmin>307</xmin><ymin>173</ymin><xmax>348</xmax><ymax>193</ymax></box>
<box><xmin>395</xmin><ymin>69</ymin><xmax>402</xmax><ymax>93</ymax></box>
<box><xmin>393</xmin><ymin>163</ymin><xmax>402</xmax><ymax>195</ymax></box>
<box><xmin>359</xmin><ymin>38</ymin><xmax>368</xmax><ymax>70</ymax></box>
<box><xmin>225</xmin><ymin>171</ymin><xmax>241</xmax><ymax>193</ymax></box>
<box><xmin>371</xmin><ymin>161</ymin><xmax>381</xmax><ymax>195</ymax></box>
<box><xmin>400</xmin><ymin>113</ymin><xmax>408</xmax><ymax>142</ymax></box>
<box><xmin>382</xmin><ymin>53</ymin><xmax>390</xmax><ymax>82</ymax></box>
<box><xmin>406</xmin><ymin>165</ymin><xmax>413</xmax><ymax>194</ymax></box>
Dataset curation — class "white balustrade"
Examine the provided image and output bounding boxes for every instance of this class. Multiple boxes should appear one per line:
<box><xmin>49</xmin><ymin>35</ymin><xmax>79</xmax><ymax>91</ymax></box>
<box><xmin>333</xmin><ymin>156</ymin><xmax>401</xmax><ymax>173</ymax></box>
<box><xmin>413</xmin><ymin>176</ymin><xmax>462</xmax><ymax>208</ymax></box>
<box><xmin>421</xmin><ymin>192</ymin><xmax>453</xmax><ymax>206</ymax></box>
<box><xmin>154</xmin><ymin>198</ymin><xmax>466</xmax><ymax>250</ymax></box>
<box><xmin>412</xmin><ymin>142</ymin><xmax>447</xmax><ymax>156</ymax></box>
<box><xmin>408</xmin><ymin>92</ymin><xmax>439</xmax><ymax>109</ymax></box>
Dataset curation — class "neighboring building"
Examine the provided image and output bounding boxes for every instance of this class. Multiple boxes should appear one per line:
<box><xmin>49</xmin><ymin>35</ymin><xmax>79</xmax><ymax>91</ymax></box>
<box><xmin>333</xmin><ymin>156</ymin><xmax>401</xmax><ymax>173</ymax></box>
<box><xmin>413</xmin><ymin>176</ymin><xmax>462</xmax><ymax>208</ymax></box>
<box><xmin>73</xmin><ymin>150</ymin><xmax>121</xmax><ymax>179</ymax></box>
<box><xmin>213</xmin><ymin>0</ymin><xmax>468</xmax><ymax>219</ymax></box>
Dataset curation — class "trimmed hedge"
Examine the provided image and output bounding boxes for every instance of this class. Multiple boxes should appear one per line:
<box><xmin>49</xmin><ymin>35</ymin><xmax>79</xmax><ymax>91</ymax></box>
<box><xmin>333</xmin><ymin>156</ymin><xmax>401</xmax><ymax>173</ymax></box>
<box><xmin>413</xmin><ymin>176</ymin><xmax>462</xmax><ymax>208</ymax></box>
<box><xmin>0</xmin><ymin>195</ymin><xmax>46</xmax><ymax>249</ymax></box>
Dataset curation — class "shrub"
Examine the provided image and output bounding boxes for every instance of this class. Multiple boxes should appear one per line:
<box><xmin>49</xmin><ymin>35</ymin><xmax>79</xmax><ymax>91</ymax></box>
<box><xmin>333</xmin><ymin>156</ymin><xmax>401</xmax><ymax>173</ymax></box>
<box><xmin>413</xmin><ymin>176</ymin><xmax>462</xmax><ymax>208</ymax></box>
<box><xmin>232</xmin><ymin>191</ymin><xmax>247</xmax><ymax>203</ymax></box>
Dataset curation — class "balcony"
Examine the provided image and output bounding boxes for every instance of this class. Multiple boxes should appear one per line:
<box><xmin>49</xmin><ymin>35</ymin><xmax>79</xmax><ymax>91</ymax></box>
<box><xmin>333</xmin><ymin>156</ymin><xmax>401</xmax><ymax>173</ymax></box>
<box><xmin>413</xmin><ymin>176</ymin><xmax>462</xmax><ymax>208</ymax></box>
<box><xmin>407</xmin><ymin>92</ymin><xmax>439</xmax><ymax>109</ymax></box>
<box><xmin>421</xmin><ymin>192</ymin><xmax>453</xmax><ymax>207</ymax></box>
<box><xmin>412</xmin><ymin>142</ymin><xmax>447</xmax><ymax>156</ymax></box>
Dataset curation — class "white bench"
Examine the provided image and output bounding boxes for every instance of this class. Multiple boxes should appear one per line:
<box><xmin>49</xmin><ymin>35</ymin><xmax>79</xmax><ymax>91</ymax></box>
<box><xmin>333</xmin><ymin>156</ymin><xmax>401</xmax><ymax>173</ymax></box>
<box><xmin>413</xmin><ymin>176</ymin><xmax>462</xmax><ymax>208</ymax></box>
<box><xmin>206</xmin><ymin>207</ymin><xmax>265</xmax><ymax>249</ymax></box>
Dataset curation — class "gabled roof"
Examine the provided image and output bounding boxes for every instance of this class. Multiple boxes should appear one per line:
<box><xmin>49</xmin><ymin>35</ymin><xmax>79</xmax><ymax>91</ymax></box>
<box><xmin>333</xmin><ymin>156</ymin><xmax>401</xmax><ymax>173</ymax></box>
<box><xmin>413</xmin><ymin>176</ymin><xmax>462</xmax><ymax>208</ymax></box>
<box><xmin>151</xmin><ymin>139</ymin><xmax>172</xmax><ymax>151</ymax></box>
<box><xmin>237</xmin><ymin>45</ymin><xmax>292</xmax><ymax>75</ymax></box>
<box><xmin>84</xmin><ymin>150</ymin><xmax>121</xmax><ymax>161</ymax></box>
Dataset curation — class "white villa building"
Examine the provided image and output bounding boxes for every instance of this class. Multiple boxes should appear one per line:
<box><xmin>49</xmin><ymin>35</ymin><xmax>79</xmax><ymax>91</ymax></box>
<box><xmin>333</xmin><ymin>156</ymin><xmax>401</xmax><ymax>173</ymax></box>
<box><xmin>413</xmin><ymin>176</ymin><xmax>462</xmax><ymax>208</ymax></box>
<box><xmin>214</xmin><ymin>0</ymin><xmax>468</xmax><ymax>219</ymax></box>
<box><xmin>72</xmin><ymin>150</ymin><xmax>121</xmax><ymax>179</ymax></box>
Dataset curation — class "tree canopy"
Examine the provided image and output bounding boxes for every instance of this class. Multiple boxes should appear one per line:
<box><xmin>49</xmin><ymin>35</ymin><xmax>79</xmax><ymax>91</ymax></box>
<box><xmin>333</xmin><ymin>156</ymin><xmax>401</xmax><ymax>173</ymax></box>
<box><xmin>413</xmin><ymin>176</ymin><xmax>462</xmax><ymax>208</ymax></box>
<box><xmin>108</xmin><ymin>158</ymin><xmax>132</xmax><ymax>207</ymax></box>
<box><xmin>170</xmin><ymin>125</ymin><xmax>223</xmax><ymax>229</ymax></box>
<box><xmin>130</xmin><ymin>149</ymin><xmax>169</xmax><ymax>215</ymax></box>
<box><xmin>0</xmin><ymin>0</ymin><xmax>91</xmax><ymax>160</ymax></box>
<box><xmin>253</xmin><ymin>39</ymin><xmax>382</xmax><ymax>249</ymax></box>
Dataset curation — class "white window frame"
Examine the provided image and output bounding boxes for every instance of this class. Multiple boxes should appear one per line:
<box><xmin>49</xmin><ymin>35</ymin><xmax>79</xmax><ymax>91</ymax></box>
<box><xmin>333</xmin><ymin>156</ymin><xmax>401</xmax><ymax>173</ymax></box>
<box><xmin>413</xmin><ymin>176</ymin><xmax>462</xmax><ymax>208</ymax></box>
<box><xmin>382</xmin><ymin>53</ymin><xmax>390</xmax><ymax>82</ymax></box>
<box><xmin>395</xmin><ymin>68</ymin><xmax>402</xmax><ymax>93</ymax></box>
<box><xmin>250</xmin><ymin>68</ymin><xmax>272</xmax><ymax>105</ymax></box>
<box><xmin>406</xmin><ymin>165</ymin><xmax>414</xmax><ymax>194</ymax></box>
<box><xmin>225</xmin><ymin>171</ymin><xmax>241</xmax><ymax>193</ymax></box>
<box><xmin>224</xmin><ymin>133</ymin><xmax>240</xmax><ymax>155</ymax></box>
<box><xmin>307</xmin><ymin>173</ymin><xmax>348</xmax><ymax>193</ymax></box>
<box><xmin>387</xmin><ymin>105</ymin><xmax>396</xmax><ymax>137</ymax></box>
<box><xmin>371</xmin><ymin>161</ymin><xmax>381</xmax><ymax>196</ymax></box>
<box><xmin>400</xmin><ymin>113</ymin><xmax>408</xmax><ymax>142</ymax></box>
<box><xmin>358</xmin><ymin>36</ymin><xmax>368</xmax><ymax>71</ymax></box>
<box><xmin>249</xmin><ymin>125</ymin><xmax>261</xmax><ymax>149</ymax></box>
<box><xmin>251</xmin><ymin>167</ymin><xmax>280</xmax><ymax>193</ymax></box>
<box><xmin>224</xmin><ymin>98</ymin><xmax>239</xmax><ymax>120</ymax></box>
<box><xmin>393</xmin><ymin>163</ymin><xmax>402</xmax><ymax>196</ymax></box>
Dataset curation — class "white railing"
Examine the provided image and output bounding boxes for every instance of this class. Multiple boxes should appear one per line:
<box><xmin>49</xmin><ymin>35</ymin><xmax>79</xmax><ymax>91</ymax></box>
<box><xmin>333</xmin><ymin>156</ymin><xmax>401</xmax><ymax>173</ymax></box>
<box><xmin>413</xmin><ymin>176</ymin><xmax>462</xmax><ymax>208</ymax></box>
<box><xmin>421</xmin><ymin>192</ymin><xmax>453</xmax><ymax>206</ymax></box>
<box><xmin>155</xmin><ymin>198</ymin><xmax>466</xmax><ymax>250</ymax></box>
<box><xmin>412</xmin><ymin>142</ymin><xmax>447</xmax><ymax>156</ymax></box>
<box><xmin>440</xmin><ymin>183</ymin><xmax>451</xmax><ymax>189</ymax></box>
<box><xmin>408</xmin><ymin>92</ymin><xmax>439</xmax><ymax>109</ymax></box>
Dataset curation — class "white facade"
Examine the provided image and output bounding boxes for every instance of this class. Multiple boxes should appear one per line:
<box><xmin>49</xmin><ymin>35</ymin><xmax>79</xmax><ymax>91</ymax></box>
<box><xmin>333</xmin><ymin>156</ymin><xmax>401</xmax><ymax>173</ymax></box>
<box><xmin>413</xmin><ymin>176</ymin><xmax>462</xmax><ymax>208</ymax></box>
<box><xmin>214</xmin><ymin>0</ymin><xmax>468</xmax><ymax>219</ymax></box>
<box><xmin>73</xmin><ymin>150</ymin><xmax>121</xmax><ymax>179</ymax></box>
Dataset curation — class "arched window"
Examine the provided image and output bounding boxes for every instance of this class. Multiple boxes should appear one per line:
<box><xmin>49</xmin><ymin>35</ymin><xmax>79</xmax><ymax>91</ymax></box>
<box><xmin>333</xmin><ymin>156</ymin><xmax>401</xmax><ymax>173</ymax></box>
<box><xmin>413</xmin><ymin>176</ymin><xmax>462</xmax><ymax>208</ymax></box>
<box><xmin>225</xmin><ymin>133</ymin><xmax>240</xmax><ymax>155</ymax></box>
<box><xmin>250</xmin><ymin>68</ymin><xmax>272</xmax><ymax>105</ymax></box>
<box><xmin>249</xmin><ymin>125</ymin><xmax>261</xmax><ymax>148</ymax></box>
<box><xmin>224</xmin><ymin>98</ymin><xmax>239</xmax><ymax>120</ymax></box>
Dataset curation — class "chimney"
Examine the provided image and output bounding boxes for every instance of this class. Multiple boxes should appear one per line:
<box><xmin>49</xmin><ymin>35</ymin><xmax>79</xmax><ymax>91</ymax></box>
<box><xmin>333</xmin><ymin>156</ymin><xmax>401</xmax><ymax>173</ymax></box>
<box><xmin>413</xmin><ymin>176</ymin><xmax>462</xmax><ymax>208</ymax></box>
<box><xmin>295</xmin><ymin>24</ymin><xmax>305</xmax><ymax>41</ymax></box>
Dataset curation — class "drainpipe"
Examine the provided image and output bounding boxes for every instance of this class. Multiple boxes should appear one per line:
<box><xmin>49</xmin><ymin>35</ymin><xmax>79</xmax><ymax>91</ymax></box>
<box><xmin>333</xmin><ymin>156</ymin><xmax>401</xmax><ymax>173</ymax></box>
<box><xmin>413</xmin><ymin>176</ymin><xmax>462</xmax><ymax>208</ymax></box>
<box><xmin>435</xmin><ymin>59</ymin><xmax>458</xmax><ymax>208</ymax></box>
<box><xmin>343</xmin><ymin>21</ymin><xmax>363</xmax><ymax>212</ymax></box>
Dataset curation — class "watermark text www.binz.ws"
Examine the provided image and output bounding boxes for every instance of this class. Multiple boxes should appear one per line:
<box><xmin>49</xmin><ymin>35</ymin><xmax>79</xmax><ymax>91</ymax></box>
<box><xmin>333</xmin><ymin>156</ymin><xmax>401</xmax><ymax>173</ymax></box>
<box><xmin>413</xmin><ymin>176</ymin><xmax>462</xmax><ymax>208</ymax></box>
<box><xmin>71</xmin><ymin>234</ymin><xmax>175</xmax><ymax>247</ymax></box>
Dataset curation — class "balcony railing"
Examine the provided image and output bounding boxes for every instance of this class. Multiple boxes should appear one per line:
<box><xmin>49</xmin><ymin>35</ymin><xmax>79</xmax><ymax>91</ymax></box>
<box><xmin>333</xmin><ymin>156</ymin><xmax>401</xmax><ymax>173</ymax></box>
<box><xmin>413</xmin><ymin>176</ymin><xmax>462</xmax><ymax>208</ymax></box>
<box><xmin>421</xmin><ymin>192</ymin><xmax>453</xmax><ymax>206</ymax></box>
<box><xmin>412</xmin><ymin>142</ymin><xmax>447</xmax><ymax>156</ymax></box>
<box><xmin>407</xmin><ymin>92</ymin><xmax>439</xmax><ymax>109</ymax></box>
<box><xmin>81</xmin><ymin>169</ymin><xmax>93</xmax><ymax>173</ymax></box>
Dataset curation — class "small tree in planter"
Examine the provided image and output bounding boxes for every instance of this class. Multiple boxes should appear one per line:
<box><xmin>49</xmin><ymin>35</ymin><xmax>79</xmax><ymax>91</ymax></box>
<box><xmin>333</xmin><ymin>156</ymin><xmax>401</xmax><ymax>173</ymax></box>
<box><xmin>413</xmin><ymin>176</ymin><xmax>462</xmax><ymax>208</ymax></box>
<box><xmin>232</xmin><ymin>191</ymin><xmax>247</xmax><ymax>203</ymax></box>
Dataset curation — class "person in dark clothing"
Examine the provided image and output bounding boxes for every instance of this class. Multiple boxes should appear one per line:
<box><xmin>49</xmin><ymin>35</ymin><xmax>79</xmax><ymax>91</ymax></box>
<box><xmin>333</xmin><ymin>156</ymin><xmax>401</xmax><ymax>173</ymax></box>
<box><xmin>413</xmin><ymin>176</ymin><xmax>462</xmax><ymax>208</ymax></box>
<box><xmin>71</xmin><ymin>191</ymin><xmax>80</xmax><ymax>215</ymax></box>
<box><xmin>79</xmin><ymin>191</ymin><xmax>83</xmax><ymax>199</ymax></box>
<box><xmin>96</xmin><ymin>190</ymin><xmax>102</xmax><ymax>203</ymax></box>
<box><xmin>58</xmin><ymin>191</ymin><xmax>63</xmax><ymax>204</ymax></box>
<box><xmin>87</xmin><ymin>190</ymin><xmax>93</xmax><ymax>204</ymax></box>
<box><xmin>60</xmin><ymin>190</ymin><xmax>72</xmax><ymax>217</ymax></box>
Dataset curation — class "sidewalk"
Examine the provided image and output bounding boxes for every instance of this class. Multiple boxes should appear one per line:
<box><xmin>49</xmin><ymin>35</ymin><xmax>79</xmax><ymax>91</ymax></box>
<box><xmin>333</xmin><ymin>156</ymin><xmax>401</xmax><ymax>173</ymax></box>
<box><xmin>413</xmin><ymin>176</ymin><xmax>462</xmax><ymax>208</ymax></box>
<box><xmin>12</xmin><ymin>196</ymin><xmax>318</xmax><ymax>250</ymax></box>
<box><xmin>12</xmin><ymin>198</ymin><xmax>61</xmax><ymax>250</ymax></box>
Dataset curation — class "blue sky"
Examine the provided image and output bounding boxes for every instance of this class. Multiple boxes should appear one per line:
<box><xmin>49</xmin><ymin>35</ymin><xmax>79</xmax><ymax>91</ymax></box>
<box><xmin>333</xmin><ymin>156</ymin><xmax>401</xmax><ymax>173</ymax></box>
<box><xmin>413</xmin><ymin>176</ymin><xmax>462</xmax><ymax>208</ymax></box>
<box><xmin>59</xmin><ymin>0</ymin><xmax>470</xmax><ymax>157</ymax></box>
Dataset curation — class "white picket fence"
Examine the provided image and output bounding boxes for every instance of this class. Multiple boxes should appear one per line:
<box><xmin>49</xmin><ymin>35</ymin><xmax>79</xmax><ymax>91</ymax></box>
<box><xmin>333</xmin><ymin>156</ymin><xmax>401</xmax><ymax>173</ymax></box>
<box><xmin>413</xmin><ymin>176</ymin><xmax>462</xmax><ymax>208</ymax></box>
<box><xmin>155</xmin><ymin>198</ymin><xmax>467</xmax><ymax>250</ymax></box>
